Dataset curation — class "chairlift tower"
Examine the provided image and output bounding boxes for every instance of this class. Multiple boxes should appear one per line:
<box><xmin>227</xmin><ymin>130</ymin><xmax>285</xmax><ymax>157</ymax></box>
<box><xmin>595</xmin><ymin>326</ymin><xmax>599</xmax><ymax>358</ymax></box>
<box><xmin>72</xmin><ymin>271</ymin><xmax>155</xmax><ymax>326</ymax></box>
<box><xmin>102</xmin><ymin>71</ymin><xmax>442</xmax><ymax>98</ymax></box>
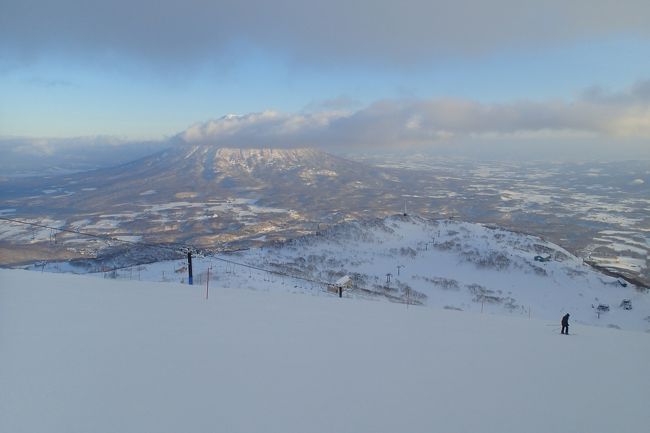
<box><xmin>187</xmin><ymin>250</ymin><xmax>193</xmax><ymax>285</ymax></box>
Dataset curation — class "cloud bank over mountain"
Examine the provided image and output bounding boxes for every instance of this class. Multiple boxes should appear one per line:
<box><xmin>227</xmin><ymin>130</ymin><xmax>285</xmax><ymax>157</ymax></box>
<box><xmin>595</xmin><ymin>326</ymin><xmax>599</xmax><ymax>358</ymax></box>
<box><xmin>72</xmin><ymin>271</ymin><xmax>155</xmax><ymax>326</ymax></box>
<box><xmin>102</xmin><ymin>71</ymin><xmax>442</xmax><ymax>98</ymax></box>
<box><xmin>5</xmin><ymin>80</ymin><xmax>649</xmax><ymax>166</ymax></box>
<box><xmin>178</xmin><ymin>80</ymin><xmax>650</xmax><ymax>156</ymax></box>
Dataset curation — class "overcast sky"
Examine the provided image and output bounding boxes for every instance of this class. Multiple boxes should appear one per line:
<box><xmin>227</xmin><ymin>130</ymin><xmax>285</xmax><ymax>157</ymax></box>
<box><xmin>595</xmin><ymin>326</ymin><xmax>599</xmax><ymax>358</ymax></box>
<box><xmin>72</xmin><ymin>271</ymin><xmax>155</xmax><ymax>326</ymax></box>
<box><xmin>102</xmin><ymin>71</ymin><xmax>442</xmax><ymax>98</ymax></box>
<box><xmin>1</xmin><ymin>0</ymin><xmax>649</xmax><ymax>159</ymax></box>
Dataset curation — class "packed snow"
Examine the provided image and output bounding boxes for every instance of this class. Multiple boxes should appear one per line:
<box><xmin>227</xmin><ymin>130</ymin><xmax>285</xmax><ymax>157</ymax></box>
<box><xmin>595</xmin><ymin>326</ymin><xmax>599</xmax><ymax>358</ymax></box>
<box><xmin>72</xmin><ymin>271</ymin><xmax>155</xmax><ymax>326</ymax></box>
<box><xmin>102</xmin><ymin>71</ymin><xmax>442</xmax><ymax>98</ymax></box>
<box><xmin>1</xmin><ymin>269</ymin><xmax>649</xmax><ymax>433</ymax></box>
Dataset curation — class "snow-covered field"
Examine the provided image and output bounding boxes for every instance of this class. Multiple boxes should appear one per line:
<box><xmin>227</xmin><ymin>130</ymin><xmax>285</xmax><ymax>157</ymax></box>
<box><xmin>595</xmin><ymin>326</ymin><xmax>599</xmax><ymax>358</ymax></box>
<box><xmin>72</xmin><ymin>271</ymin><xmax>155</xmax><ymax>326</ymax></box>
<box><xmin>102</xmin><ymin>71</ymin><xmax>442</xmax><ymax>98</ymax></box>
<box><xmin>1</xmin><ymin>269</ymin><xmax>649</xmax><ymax>433</ymax></box>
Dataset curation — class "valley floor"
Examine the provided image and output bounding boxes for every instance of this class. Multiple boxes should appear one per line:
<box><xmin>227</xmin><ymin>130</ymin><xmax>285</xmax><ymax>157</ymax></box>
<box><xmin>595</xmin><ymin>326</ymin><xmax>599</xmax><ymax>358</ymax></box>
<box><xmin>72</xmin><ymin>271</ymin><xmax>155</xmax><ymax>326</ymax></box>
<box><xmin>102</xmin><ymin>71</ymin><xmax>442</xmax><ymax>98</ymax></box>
<box><xmin>1</xmin><ymin>269</ymin><xmax>649</xmax><ymax>433</ymax></box>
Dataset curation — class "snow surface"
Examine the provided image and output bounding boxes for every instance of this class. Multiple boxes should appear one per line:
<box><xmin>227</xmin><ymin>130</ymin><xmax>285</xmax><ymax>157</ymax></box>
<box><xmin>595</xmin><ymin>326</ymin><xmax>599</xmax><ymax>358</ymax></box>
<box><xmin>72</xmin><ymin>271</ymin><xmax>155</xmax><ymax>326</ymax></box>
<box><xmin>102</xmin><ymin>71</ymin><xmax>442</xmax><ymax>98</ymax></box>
<box><xmin>25</xmin><ymin>216</ymin><xmax>650</xmax><ymax>331</ymax></box>
<box><xmin>1</xmin><ymin>269</ymin><xmax>650</xmax><ymax>433</ymax></box>
<box><xmin>0</xmin><ymin>217</ymin><xmax>66</xmax><ymax>242</ymax></box>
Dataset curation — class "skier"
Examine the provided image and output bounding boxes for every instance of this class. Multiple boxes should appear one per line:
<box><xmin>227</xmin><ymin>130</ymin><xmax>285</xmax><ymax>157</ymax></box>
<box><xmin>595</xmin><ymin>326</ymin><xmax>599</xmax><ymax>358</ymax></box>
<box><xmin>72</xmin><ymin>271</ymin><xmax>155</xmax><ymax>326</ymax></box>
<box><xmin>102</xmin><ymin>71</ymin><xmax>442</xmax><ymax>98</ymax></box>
<box><xmin>561</xmin><ymin>313</ymin><xmax>570</xmax><ymax>335</ymax></box>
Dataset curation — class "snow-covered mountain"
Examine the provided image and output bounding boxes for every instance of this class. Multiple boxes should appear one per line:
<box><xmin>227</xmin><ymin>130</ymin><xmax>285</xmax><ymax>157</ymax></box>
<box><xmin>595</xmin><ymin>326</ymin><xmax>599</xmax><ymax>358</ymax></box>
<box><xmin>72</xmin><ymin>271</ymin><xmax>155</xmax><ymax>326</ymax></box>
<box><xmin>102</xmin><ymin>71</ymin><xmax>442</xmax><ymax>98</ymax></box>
<box><xmin>37</xmin><ymin>215</ymin><xmax>650</xmax><ymax>331</ymax></box>
<box><xmin>2</xmin><ymin>147</ymin><xmax>648</xmax><ymax>288</ymax></box>
<box><xmin>0</xmin><ymin>146</ymin><xmax>404</xmax><ymax>252</ymax></box>
<box><xmin>2</xmin><ymin>268</ymin><xmax>649</xmax><ymax>433</ymax></box>
<box><xmin>9</xmin><ymin>145</ymin><xmax>391</xmax><ymax>200</ymax></box>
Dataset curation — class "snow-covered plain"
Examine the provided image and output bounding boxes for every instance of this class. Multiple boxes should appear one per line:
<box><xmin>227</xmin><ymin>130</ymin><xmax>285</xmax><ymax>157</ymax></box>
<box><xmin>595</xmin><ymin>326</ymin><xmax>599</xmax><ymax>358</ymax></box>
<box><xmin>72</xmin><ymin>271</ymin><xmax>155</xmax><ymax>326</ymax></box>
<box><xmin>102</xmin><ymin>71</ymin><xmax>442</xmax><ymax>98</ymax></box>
<box><xmin>1</xmin><ymin>269</ymin><xmax>649</xmax><ymax>433</ymax></box>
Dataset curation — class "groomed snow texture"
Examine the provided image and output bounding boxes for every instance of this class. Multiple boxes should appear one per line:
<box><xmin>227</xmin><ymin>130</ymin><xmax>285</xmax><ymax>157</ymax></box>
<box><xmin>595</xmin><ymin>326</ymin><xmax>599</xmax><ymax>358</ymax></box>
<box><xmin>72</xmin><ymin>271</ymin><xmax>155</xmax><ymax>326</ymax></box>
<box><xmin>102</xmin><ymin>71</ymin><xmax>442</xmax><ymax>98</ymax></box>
<box><xmin>2</xmin><ymin>269</ymin><xmax>650</xmax><ymax>433</ymax></box>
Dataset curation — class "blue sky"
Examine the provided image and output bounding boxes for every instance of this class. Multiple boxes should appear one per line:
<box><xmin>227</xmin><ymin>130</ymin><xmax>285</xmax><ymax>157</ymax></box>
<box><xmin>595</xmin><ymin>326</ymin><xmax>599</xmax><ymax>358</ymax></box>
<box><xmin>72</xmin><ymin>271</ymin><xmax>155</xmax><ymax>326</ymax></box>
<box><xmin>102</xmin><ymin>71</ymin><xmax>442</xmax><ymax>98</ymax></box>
<box><xmin>1</xmin><ymin>0</ymin><xmax>649</xmax><ymax>158</ymax></box>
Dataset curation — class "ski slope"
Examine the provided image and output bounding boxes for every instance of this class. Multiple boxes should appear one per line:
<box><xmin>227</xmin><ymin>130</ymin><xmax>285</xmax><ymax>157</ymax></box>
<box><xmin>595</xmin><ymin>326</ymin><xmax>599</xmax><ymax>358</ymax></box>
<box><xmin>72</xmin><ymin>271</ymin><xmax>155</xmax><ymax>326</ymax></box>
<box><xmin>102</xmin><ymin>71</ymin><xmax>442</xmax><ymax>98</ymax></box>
<box><xmin>35</xmin><ymin>216</ymin><xmax>650</xmax><ymax>331</ymax></box>
<box><xmin>1</xmin><ymin>269</ymin><xmax>649</xmax><ymax>433</ymax></box>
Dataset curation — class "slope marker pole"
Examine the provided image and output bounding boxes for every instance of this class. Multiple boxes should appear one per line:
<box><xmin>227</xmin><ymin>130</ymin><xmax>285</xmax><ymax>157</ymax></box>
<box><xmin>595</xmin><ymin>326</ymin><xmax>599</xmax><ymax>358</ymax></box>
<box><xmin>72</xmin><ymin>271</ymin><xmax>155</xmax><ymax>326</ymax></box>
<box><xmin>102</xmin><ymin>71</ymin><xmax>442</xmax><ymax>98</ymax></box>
<box><xmin>206</xmin><ymin>266</ymin><xmax>210</xmax><ymax>300</ymax></box>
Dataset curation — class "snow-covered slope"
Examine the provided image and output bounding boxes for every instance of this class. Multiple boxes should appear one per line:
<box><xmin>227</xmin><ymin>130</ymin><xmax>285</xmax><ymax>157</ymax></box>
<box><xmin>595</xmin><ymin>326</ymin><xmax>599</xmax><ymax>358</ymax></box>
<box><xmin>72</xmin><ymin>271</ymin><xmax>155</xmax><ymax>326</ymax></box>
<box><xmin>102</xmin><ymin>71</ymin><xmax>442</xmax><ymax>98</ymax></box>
<box><xmin>1</xmin><ymin>269</ymin><xmax>649</xmax><ymax>433</ymax></box>
<box><xmin>233</xmin><ymin>215</ymin><xmax>650</xmax><ymax>330</ymax></box>
<box><xmin>46</xmin><ymin>215</ymin><xmax>648</xmax><ymax>330</ymax></box>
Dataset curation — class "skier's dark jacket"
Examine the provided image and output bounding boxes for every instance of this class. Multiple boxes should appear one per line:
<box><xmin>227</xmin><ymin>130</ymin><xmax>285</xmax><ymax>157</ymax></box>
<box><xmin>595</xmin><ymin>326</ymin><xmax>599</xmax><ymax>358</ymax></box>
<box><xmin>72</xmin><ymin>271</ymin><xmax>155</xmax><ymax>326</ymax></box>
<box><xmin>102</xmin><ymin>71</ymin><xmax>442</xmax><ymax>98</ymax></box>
<box><xmin>561</xmin><ymin>314</ymin><xmax>570</xmax><ymax>326</ymax></box>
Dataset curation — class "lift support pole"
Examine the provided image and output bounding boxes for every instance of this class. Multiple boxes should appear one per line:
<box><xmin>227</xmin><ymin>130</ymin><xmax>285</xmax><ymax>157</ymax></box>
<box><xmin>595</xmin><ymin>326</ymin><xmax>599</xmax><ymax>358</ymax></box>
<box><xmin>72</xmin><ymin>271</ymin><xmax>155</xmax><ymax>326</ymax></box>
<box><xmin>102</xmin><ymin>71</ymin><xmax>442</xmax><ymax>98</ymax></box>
<box><xmin>187</xmin><ymin>251</ymin><xmax>193</xmax><ymax>285</ymax></box>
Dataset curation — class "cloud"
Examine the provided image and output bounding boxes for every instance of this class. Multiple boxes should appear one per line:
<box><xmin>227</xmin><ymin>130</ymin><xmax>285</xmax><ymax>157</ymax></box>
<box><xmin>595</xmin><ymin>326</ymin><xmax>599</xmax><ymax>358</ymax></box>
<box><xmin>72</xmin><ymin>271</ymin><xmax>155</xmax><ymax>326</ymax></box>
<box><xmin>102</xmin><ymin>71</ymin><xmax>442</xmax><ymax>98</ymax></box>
<box><xmin>3</xmin><ymin>79</ymin><xmax>649</xmax><ymax>167</ymax></box>
<box><xmin>581</xmin><ymin>80</ymin><xmax>650</xmax><ymax>104</ymax></box>
<box><xmin>2</xmin><ymin>1</ymin><xmax>649</xmax><ymax>70</ymax></box>
<box><xmin>179</xmin><ymin>111</ymin><xmax>342</xmax><ymax>148</ymax></box>
<box><xmin>4</xmin><ymin>136</ymin><xmax>131</xmax><ymax>156</ymax></box>
<box><xmin>178</xmin><ymin>80</ymin><xmax>650</xmax><ymax>149</ymax></box>
<box><xmin>27</xmin><ymin>77</ymin><xmax>73</xmax><ymax>88</ymax></box>
<box><xmin>302</xmin><ymin>96</ymin><xmax>362</xmax><ymax>112</ymax></box>
<box><xmin>0</xmin><ymin>136</ymin><xmax>168</xmax><ymax>175</ymax></box>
